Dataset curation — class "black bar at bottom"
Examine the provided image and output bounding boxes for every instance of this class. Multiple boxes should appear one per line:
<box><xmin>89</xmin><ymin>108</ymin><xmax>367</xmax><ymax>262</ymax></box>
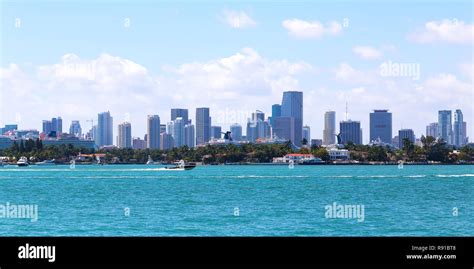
<box><xmin>0</xmin><ymin>237</ymin><xmax>472</xmax><ymax>266</ymax></box>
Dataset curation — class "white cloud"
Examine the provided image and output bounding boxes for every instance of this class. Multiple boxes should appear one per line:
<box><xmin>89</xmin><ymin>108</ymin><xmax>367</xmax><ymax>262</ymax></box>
<box><xmin>333</xmin><ymin>63</ymin><xmax>375</xmax><ymax>84</ymax></box>
<box><xmin>282</xmin><ymin>19</ymin><xmax>342</xmax><ymax>39</ymax></box>
<box><xmin>352</xmin><ymin>46</ymin><xmax>383</xmax><ymax>60</ymax></box>
<box><xmin>408</xmin><ymin>19</ymin><xmax>474</xmax><ymax>44</ymax></box>
<box><xmin>221</xmin><ymin>9</ymin><xmax>256</xmax><ymax>29</ymax></box>
<box><xmin>1</xmin><ymin>49</ymin><xmax>313</xmax><ymax>136</ymax></box>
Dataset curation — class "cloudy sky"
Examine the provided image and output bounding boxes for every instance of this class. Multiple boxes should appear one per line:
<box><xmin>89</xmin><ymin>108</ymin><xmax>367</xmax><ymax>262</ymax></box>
<box><xmin>1</xmin><ymin>0</ymin><xmax>473</xmax><ymax>143</ymax></box>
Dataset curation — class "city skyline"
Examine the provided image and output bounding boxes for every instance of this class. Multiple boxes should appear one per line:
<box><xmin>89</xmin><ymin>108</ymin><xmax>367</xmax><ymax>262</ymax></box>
<box><xmin>1</xmin><ymin>1</ymin><xmax>473</xmax><ymax>143</ymax></box>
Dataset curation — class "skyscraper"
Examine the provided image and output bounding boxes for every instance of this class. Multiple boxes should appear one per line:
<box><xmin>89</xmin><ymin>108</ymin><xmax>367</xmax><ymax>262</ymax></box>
<box><xmin>303</xmin><ymin>125</ymin><xmax>311</xmax><ymax>143</ymax></box>
<box><xmin>281</xmin><ymin>91</ymin><xmax>303</xmax><ymax>146</ymax></box>
<box><xmin>398</xmin><ymin>129</ymin><xmax>415</xmax><ymax>148</ymax></box>
<box><xmin>273</xmin><ymin>117</ymin><xmax>295</xmax><ymax>143</ymax></box>
<box><xmin>211</xmin><ymin>126</ymin><xmax>222</xmax><ymax>139</ymax></box>
<box><xmin>438</xmin><ymin>110</ymin><xmax>452</xmax><ymax>144</ymax></box>
<box><xmin>339</xmin><ymin>120</ymin><xmax>362</xmax><ymax>145</ymax></box>
<box><xmin>426</xmin><ymin>122</ymin><xmax>439</xmax><ymax>138</ymax></box>
<box><xmin>171</xmin><ymin>108</ymin><xmax>189</xmax><ymax>123</ymax></box>
<box><xmin>196</xmin><ymin>107</ymin><xmax>210</xmax><ymax>145</ymax></box>
<box><xmin>270</xmin><ymin>104</ymin><xmax>281</xmax><ymax>126</ymax></box>
<box><xmin>453</xmin><ymin>109</ymin><xmax>465</xmax><ymax>147</ymax></box>
<box><xmin>169</xmin><ymin>117</ymin><xmax>185</xmax><ymax>147</ymax></box>
<box><xmin>96</xmin><ymin>111</ymin><xmax>113</xmax><ymax>146</ymax></box>
<box><xmin>323</xmin><ymin>111</ymin><xmax>336</xmax><ymax>145</ymax></box>
<box><xmin>69</xmin><ymin>120</ymin><xmax>82</xmax><ymax>138</ymax></box>
<box><xmin>51</xmin><ymin>117</ymin><xmax>63</xmax><ymax>134</ymax></box>
<box><xmin>230</xmin><ymin>123</ymin><xmax>242</xmax><ymax>141</ymax></box>
<box><xmin>370</xmin><ymin>109</ymin><xmax>392</xmax><ymax>144</ymax></box>
<box><xmin>147</xmin><ymin>115</ymin><xmax>161</xmax><ymax>149</ymax></box>
<box><xmin>184</xmin><ymin>123</ymin><xmax>195</xmax><ymax>148</ymax></box>
<box><xmin>117</xmin><ymin>122</ymin><xmax>132</xmax><ymax>148</ymax></box>
<box><xmin>42</xmin><ymin>120</ymin><xmax>52</xmax><ymax>135</ymax></box>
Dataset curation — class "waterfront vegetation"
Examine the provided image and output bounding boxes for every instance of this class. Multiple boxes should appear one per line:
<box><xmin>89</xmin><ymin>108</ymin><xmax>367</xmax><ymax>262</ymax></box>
<box><xmin>0</xmin><ymin>136</ymin><xmax>473</xmax><ymax>164</ymax></box>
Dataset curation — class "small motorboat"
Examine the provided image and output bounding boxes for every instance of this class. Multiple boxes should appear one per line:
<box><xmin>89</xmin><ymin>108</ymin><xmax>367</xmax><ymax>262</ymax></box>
<box><xmin>36</xmin><ymin>159</ymin><xmax>56</xmax><ymax>165</ymax></box>
<box><xmin>17</xmin><ymin>156</ymin><xmax>29</xmax><ymax>167</ymax></box>
<box><xmin>164</xmin><ymin>160</ymin><xmax>196</xmax><ymax>170</ymax></box>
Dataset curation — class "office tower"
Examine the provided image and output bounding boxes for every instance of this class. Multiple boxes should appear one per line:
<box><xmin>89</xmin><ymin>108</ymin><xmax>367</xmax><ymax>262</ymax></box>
<box><xmin>211</xmin><ymin>126</ymin><xmax>222</xmax><ymax>139</ymax></box>
<box><xmin>132</xmin><ymin>137</ymin><xmax>146</xmax><ymax>149</ymax></box>
<box><xmin>42</xmin><ymin>120</ymin><xmax>52</xmax><ymax>135</ymax></box>
<box><xmin>281</xmin><ymin>91</ymin><xmax>303</xmax><ymax>146</ymax></box>
<box><xmin>426</xmin><ymin>123</ymin><xmax>439</xmax><ymax>138</ymax></box>
<box><xmin>147</xmin><ymin>115</ymin><xmax>161</xmax><ymax>149</ymax></box>
<box><xmin>171</xmin><ymin>108</ymin><xmax>189</xmax><ymax>123</ymax></box>
<box><xmin>230</xmin><ymin>123</ymin><xmax>242</xmax><ymax>141</ymax></box>
<box><xmin>97</xmin><ymin>111</ymin><xmax>113</xmax><ymax>146</ymax></box>
<box><xmin>270</xmin><ymin>104</ymin><xmax>282</xmax><ymax>126</ymax></box>
<box><xmin>169</xmin><ymin>117</ymin><xmax>185</xmax><ymax>147</ymax></box>
<box><xmin>246</xmin><ymin>120</ymin><xmax>257</xmax><ymax>142</ymax></box>
<box><xmin>323</xmin><ymin>111</ymin><xmax>336</xmax><ymax>145</ymax></box>
<box><xmin>69</xmin><ymin>120</ymin><xmax>82</xmax><ymax>138</ymax></box>
<box><xmin>463</xmin><ymin>122</ymin><xmax>468</xmax><ymax>144</ymax></box>
<box><xmin>438</xmin><ymin>110</ymin><xmax>452</xmax><ymax>144</ymax></box>
<box><xmin>184</xmin><ymin>123</ymin><xmax>195</xmax><ymax>148</ymax></box>
<box><xmin>51</xmin><ymin>117</ymin><xmax>62</xmax><ymax>134</ymax></box>
<box><xmin>303</xmin><ymin>125</ymin><xmax>311</xmax><ymax>143</ymax></box>
<box><xmin>160</xmin><ymin>133</ymin><xmax>174</xmax><ymax>150</ymax></box>
<box><xmin>196</xmin><ymin>107</ymin><xmax>210</xmax><ymax>145</ymax></box>
<box><xmin>370</xmin><ymin>109</ymin><xmax>392</xmax><ymax>144</ymax></box>
<box><xmin>273</xmin><ymin>117</ymin><xmax>295</xmax><ymax>143</ymax></box>
<box><xmin>398</xmin><ymin>129</ymin><xmax>415</xmax><ymax>148</ymax></box>
<box><xmin>453</xmin><ymin>109</ymin><xmax>465</xmax><ymax>147</ymax></box>
<box><xmin>117</xmin><ymin>122</ymin><xmax>132</xmax><ymax>148</ymax></box>
<box><xmin>160</xmin><ymin>124</ymin><xmax>166</xmax><ymax>134</ymax></box>
<box><xmin>339</xmin><ymin>120</ymin><xmax>362</xmax><ymax>145</ymax></box>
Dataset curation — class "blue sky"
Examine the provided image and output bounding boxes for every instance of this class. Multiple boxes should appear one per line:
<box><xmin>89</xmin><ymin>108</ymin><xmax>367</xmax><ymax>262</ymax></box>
<box><xmin>1</xmin><ymin>0</ymin><xmax>473</xmax><ymax>142</ymax></box>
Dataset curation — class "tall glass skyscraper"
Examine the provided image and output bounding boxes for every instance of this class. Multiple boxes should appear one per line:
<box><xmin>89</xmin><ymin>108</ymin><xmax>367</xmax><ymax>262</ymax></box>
<box><xmin>196</xmin><ymin>107</ymin><xmax>210</xmax><ymax>145</ymax></box>
<box><xmin>184</xmin><ymin>123</ymin><xmax>195</xmax><ymax>148</ymax></box>
<box><xmin>281</xmin><ymin>91</ymin><xmax>303</xmax><ymax>146</ymax></box>
<box><xmin>230</xmin><ymin>123</ymin><xmax>242</xmax><ymax>141</ymax></box>
<box><xmin>426</xmin><ymin>122</ymin><xmax>439</xmax><ymax>138</ymax></box>
<box><xmin>171</xmin><ymin>108</ymin><xmax>189</xmax><ymax>123</ymax></box>
<box><xmin>340</xmin><ymin>120</ymin><xmax>362</xmax><ymax>145</ymax></box>
<box><xmin>169</xmin><ymin>117</ymin><xmax>185</xmax><ymax>147</ymax></box>
<box><xmin>147</xmin><ymin>115</ymin><xmax>161</xmax><ymax>149</ymax></box>
<box><xmin>96</xmin><ymin>111</ymin><xmax>113</xmax><ymax>146</ymax></box>
<box><xmin>438</xmin><ymin>110</ymin><xmax>452</xmax><ymax>144</ymax></box>
<box><xmin>323</xmin><ymin>111</ymin><xmax>336</xmax><ymax>145</ymax></box>
<box><xmin>270</xmin><ymin>104</ymin><xmax>281</xmax><ymax>126</ymax></box>
<box><xmin>398</xmin><ymin>129</ymin><xmax>415</xmax><ymax>148</ymax></box>
<box><xmin>69</xmin><ymin>120</ymin><xmax>82</xmax><ymax>138</ymax></box>
<box><xmin>453</xmin><ymin>109</ymin><xmax>465</xmax><ymax>147</ymax></box>
<box><xmin>370</xmin><ymin>109</ymin><xmax>392</xmax><ymax>144</ymax></box>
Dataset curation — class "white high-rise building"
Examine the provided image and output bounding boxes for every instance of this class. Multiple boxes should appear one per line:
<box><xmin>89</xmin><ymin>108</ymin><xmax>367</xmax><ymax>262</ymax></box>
<box><xmin>117</xmin><ymin>122</ymin><xmax>132</xmax><ymax>148</ymax></box>
<box><xmin>323</xmin><ymin>111</ymin><xmax>336</xmax><ymax>145</ymax></box>
<box><xmin>169</xmin><ymin>117</ymin><xmax>185</xmax><ymax>147</ymax></box>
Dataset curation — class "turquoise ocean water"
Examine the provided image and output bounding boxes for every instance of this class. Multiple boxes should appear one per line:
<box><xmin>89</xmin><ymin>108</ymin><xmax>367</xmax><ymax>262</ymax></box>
<box><xmin>0</xmin><ymin>164</ymin><xmax>473</xmax><ymax>236</ymax></box>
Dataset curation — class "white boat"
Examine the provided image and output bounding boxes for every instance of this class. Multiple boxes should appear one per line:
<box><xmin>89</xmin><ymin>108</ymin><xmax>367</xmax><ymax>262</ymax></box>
<box><xmin>36</xmin><ymin>159</ymin><xmax>56</xmax><ymax>165</ymax></box>
<box><xmin>17</xmin><ymin>156</ymin><xmax>29</xmax><ymax>167</ymax></box>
